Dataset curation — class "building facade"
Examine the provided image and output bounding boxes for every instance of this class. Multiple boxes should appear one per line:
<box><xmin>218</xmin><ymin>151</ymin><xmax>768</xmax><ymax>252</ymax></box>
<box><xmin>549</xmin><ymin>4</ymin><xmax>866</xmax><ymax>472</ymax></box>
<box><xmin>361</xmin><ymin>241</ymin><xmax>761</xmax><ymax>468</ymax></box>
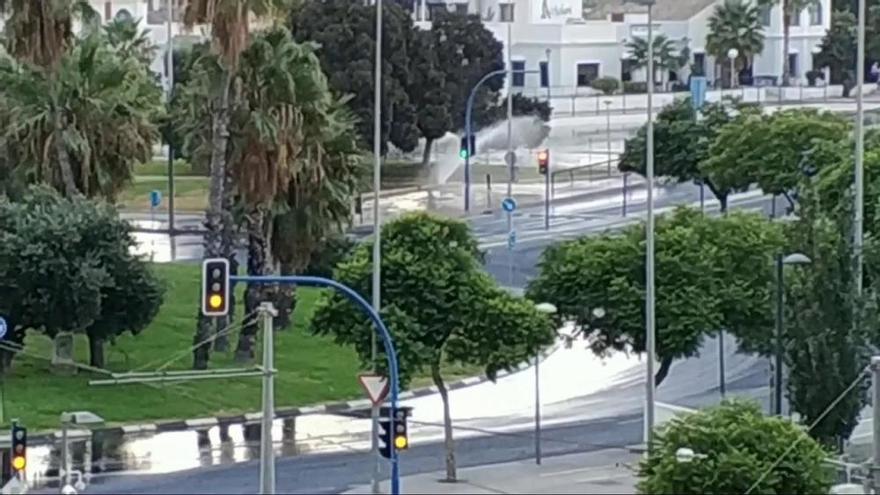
<box><xmin>414</xmin><ymin>0</ymin><xmax>831</xmax><ymax>95</ymax></box>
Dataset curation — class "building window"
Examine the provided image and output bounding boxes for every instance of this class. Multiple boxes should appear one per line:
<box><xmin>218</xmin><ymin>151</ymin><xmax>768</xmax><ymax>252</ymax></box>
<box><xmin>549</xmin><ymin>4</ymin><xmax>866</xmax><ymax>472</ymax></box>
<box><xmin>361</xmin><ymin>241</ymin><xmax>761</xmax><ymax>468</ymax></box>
<box><xmin>539</xmin><ymin>61</ymin><xmax>549</xmax><ymax>87</ymax></box>
<box><xmin>500</xmin><ymin>3</ymin><xmax>515</xmax><ymax>22</ymax></box>
<box><xmin>693</xmin><ymin>53</ymin><xmax>706</xmax><ymax>76</ymax></box>
<box><xmin>455</xmin><ymin>3</ymin><xmax>468</xmax><ymax>15</ymax></box>
<box><xmin>789</xmin><ymin>9</ymin><xmax>800</xmax><ymax>26</ymax></box>
<box><xmin>809</xmin><ymin>1</ymin><xmax>822</xmax><ymax>25</ymax></box>
<box><xmin>512</xmin><ymin>60</ymin><xmax>525</xmax><ymax>87</ymax></box>
<box><xmin>789</xmin><ymin>53</ymin><xmax>799</xmax><ymax>77</ymax></box>
<box><xmin>611</xmin><ymin>12</ymin><xmax>624</xmax><ymax>22</ymax></box>
<box><xmin>760</xmin><ymin>4</ymin><xmax>771</xmax><ymax>26</ymax></box>
<box><xmin>105</xmin><ymin>1</ymin><xmax>112</xmax><ymax>21</ymax></box>
<box><xmin>427</xmin><ymin>4</ymin><xmax>446</xmax><ymax>21</ymax></box>
<box><xmin>576</xmin><ymin>63</ymin><xmax>600</xmax><ymax>87</ymax></box>
<box><xmin>621</xmin><ymin>59</ymin><xmax>635</xmax><ymax>82</ymax></box>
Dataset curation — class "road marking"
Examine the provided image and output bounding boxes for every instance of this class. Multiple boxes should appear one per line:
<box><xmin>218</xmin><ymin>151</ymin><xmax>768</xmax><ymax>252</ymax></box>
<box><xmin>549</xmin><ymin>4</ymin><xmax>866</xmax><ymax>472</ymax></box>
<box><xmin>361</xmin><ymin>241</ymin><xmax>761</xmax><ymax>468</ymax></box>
<box><xmin>575</xmin><ymin>473</ymin><xmax>634</xmax><ymax>484</ymax></box>
<box><xmin>618</xmin><ymin>418</ymin><xmax>641</xmax><ymax>426</ymax></box>
<box><xmin>539</xmin><ymin>464</ymin><xmax>622</xmax><ymax>478</ymax></box>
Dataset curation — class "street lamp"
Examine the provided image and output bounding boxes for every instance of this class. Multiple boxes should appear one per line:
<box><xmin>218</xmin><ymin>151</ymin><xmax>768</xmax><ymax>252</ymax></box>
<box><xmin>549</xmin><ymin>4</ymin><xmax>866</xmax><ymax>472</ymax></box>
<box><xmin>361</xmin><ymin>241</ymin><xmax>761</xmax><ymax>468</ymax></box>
<box><xmin>625</xmin><ymin>0</ymin><xmax>657</xmax><ymax>450</ymax></box>
<box><xmin>534</xmin><ymin>301</ymin><xmax>558</xmax><ymax>465</ymax></box>
<box><xmin>371</xmin><ymin>0</ymin><xmax>384</xmax><ymax>491</ymax></box>
<box><xmin>773</xmin><ymin>253</ymin><xmax>811</xmax><ymax>416</ymax></box>
<box><xmin>727</xmin><ymin>48</ymin><xmax>739</xmax><ymax>90</ymax></box>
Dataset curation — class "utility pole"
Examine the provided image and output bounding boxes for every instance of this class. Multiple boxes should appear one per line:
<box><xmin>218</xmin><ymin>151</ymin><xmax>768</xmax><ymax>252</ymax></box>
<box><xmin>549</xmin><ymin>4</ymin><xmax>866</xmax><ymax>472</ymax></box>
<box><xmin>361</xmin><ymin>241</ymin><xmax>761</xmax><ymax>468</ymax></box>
<box><xmin>544</xmin><ymin>48</ymin><xmax>551</xmax><ymax>232</ymax></box>
<box><xmin>871</xmin><ymin>356</ymin><xmax>880</xmax><ymax>493</ymax></box>
<box><xmin>855</xmin><ymin>0</ymin><xmax>865</xmax><ymax>300</ymax></box>
<box><xmin>165</xmin><ymin>0</ymin><xmax>175</xmax><ymax>236</ymax></box>
<box><xmin>643</xmin><ymin>0</ymin><xmax>657</xmax><ymax>449</ymax></box>
<box><xmin>259</xmin><ymin>302</ymin><xmax>278</xmax><ymax>495</ymax></box>
<box><xmin>371</xmin><ymin>0</ymin><xmax>384</xmax><ymax>492</ymax></box>
<box><xmin>506</xmin><ymin>20</ymin><xmax>515</xmax><ymax>287</ymax></box>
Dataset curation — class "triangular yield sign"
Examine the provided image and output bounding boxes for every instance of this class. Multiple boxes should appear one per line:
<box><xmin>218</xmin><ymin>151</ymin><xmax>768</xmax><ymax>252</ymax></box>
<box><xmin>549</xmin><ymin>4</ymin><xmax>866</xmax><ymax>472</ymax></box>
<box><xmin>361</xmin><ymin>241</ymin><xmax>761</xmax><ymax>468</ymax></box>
<box><xmin>358</xmin><ymin>374</ymin><xmax>389</xmax><ymax>405</ymax></box>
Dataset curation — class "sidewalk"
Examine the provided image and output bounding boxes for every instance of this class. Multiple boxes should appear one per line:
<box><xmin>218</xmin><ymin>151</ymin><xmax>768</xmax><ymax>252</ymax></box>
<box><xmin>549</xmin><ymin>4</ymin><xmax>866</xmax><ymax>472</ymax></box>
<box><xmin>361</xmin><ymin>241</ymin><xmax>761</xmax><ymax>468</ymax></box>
<box><xmin>344</xmin><ymin>449</ymin><xmax>640</xmax><ymax>494</ymax></box>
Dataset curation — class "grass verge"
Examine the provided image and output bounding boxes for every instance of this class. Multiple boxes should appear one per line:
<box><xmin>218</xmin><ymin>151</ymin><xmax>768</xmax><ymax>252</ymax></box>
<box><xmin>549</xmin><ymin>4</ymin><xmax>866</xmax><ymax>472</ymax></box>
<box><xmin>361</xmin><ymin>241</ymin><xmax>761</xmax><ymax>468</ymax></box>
<box><xmin>3</xmin><ymin>264</ymin><xmax>480</xmax><ymax>431</ymax></box>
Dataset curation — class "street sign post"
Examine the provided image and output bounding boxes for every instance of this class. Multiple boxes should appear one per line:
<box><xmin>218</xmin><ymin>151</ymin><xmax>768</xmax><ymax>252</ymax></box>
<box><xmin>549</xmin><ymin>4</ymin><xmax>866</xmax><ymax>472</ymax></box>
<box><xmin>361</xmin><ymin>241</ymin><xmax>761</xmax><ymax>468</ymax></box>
<box><xmin>358</xmin><ymin>374</ymin><xmax>389</xmax><ymax>405</ymax></box>
<box><xmin>507</xmin><ymin>230</ymin><xmax>517</xmax><ymax>250</ymax></box>
<box><xmin>501</xmin><ymin>197</ymin><xmax>517</xmax><ymax>213</ymax></box>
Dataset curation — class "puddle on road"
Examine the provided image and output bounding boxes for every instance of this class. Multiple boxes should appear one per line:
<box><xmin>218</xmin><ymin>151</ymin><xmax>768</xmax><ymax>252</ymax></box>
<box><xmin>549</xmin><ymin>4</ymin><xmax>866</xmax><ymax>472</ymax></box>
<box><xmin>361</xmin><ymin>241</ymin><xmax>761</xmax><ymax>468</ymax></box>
<box><xmin>22</xmin><ymin>414</ymin><xmax>375</xmax><ymax>490</ymax></box>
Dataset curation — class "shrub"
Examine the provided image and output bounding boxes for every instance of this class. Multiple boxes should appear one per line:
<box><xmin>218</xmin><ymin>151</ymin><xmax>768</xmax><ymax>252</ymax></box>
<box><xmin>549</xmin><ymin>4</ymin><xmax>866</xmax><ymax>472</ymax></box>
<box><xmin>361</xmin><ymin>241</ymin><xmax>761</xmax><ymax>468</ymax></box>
<box><xmin>590</xmin><ymin>76</ymin><xmax>620</xmax><ymax>95</ymax></box>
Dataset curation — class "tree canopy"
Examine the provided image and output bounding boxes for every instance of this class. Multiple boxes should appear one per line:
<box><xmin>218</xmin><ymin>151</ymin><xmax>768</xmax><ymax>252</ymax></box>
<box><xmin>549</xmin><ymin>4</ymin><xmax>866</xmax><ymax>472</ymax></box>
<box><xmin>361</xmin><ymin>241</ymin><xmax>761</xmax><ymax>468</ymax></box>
<box><xmin>638</xmin><ymin>400</ymin><xmax>832</xmax><ymax>494</ymax></box>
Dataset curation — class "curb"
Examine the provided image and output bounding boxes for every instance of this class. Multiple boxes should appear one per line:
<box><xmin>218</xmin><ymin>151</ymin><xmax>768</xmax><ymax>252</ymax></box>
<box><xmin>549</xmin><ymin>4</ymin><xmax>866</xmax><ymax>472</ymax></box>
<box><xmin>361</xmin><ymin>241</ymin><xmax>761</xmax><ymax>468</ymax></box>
<box><xmin>25</xmin><ymin>342</ymin><xmax>563</xmax><ymax>446</ymax></box>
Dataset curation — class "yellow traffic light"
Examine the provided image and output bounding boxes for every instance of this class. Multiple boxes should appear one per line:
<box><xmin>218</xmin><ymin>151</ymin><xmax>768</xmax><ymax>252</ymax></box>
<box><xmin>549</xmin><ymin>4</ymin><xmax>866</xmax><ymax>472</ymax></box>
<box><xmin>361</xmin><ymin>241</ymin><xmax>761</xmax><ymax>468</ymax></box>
<box><xmin>394</xmin><ymin>435</ymin><xmax>408</xmax><ymax>449</ymax></box>
<box><xmin>209</xmin><ymin>294</ymin><xmax>223</xmax><ymax>309</ymax></box>
<box><xmin>11</xmin><ymin>455</ymin><xmax>25</xmax><ymax>471</ymax></box>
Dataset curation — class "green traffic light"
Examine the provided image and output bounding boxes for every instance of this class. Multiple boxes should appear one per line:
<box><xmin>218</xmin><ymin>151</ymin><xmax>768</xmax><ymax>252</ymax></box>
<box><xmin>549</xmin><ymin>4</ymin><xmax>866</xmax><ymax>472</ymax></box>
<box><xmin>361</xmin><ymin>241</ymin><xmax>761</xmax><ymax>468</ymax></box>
<box><xmin>459</xmin><ymin>149</ymin><xmax>468</xmax><ymax>159</ymax></box>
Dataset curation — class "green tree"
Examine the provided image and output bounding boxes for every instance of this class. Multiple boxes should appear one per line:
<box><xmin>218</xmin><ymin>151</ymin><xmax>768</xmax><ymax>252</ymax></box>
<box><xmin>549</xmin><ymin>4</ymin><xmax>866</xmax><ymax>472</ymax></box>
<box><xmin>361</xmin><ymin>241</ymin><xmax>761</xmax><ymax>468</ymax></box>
<box><xmin>706</xmin><ymin>0</ymin><xmax>766</xmax><ymax>86</ymax></box>
<box><xmin>638</xmin><ymin>400</ymin><xmax>832</xmax><ymax>494</ymax></box>
<box><xmin>701</xmin><ymin>108</ymin><xmax>849</xmax><ymax>210</ymax></box>
<box><xmin>624</xmin><ymin>34</ymin><xmax>685</xmax><ymax>87</ymax></box>
<box><xmin>815</xmin><ymin>9</ymin><xmax>857</xmax><ymax>95</ymax></box>
<box><xmin>408</xmin><ymin>28</ymin><xmax>452</xmax><ymax>167</ymax></box>
<box><xmin>0</xmin><ymin>33</ymin><xmax>162</xmax><ymax>200</ymax></box>
<box><xmin>0</xmin><ymin>187</ymin><xmax>163</xmax><ymax>370</ymax></box>
<box><xmin>102</xmin><ymin>16</ymin><xmax>157</xmax><ymax>68</ymax></box>
<box><xmin>312</xmin><ymin>213</ymin><xmax>555</xmax><ymax>481</ymax></box>
<box><xmin>527</xmin><ymin>208</ymin><xmax>781</xmax><ymax>385</ymax></box>
<box><xmin>290</xmin><ymin>0</ymin><xmax>420</xmax><ymax>153</ymax></box>
<box><xmin>619</xmin><ymin>98</ymin><xmax>759</xmax><ymax>212</ymax></box>
<box><xmin>183</xmin><ymin>0</ymin><xmax>294</xmax><ymax>369</ymax></box>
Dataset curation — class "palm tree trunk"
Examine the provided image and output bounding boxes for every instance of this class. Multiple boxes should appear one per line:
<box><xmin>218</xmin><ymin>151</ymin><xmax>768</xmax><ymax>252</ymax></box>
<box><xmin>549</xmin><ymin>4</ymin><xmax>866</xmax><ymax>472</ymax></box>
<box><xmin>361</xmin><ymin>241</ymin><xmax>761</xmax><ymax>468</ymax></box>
<box><xmin>215</xmin><ymin>163</ymin><xmax>239</xmax><ymax>353</ymax></box>
<box><xmin>193</xmin><ymin>70</ymin><xmax>233</xmax><ymax>370</ymax></box>
<box><xmin>53</xmin><ymin>112</ymin><xmax>79</xmax><ymax>198</ymax></box>
<box><xmin>236</xmin><ymin>208</ymin><xmax>270</xmax><ymax>362</ymax></box>
<box><xmin>431</xmin><ymin>359</ymin><xmax>457</xmax><ymax>482</ymax></box>
<box><xmin>782</xmin><ymin>2</ymin><xmax>792</xmax><ymax>87</ymax></box>
<box><xmin>274</xmin><ymin>260</ymin><xmax>297</xmax><ymax>330</ymax></box>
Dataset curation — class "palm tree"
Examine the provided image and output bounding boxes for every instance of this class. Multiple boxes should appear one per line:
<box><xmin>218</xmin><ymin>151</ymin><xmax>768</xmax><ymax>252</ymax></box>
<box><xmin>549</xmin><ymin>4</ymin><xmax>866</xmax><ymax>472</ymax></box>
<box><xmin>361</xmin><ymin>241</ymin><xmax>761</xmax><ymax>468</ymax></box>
<box><xmin>183</xmin><ymin>0</ymin><xmax>293</xmax><ymax>369</ymax></box>
<box><xmin>0</xmin><ymin>32</ymin><xmax>161</xmax><ymax>199</ymax></box>
<box><xmin>0</xmin><ymin>0</ymin><xmax>100</xmax><ymax>197</ymax></box>
<box><xmin>771</xmin><ymin>0</ymin><xmax>818</xmax><ymax>86</ymax></box>
<box><xmin>625</xmin><ymin>34</ymin><xmax>684</xmax><ymax>88</ymax></box>
<box><xmin>103</xmin><ymin>16</ymin><xmax>157</xmax><ymax>68</ymax></box>
<box><xmin>223</xmin><ymin>28</ymin><xmax>363</xmax><ymax>360</ymax></box>
<box><xmin>707</xmin><ymin>0</ymin><xmax>766</xmax><ymax>87</ymax></box>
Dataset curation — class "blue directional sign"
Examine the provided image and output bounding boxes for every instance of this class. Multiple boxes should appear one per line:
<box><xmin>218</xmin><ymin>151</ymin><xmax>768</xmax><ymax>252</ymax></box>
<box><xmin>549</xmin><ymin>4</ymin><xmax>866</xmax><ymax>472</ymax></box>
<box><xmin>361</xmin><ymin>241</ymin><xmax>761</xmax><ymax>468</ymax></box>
<box><xmin>150</xmin><ymin>190</ymin><xmax>162</xmax><ymax>208</ymax></box>
<box><xmin>501</xmin><ymin>197</ymin><xmax>518</xmax><ymax>213</ymax></box>
<box><xmin>690</xmin><ymin>76</ymin><xmax>708</xmax><ymax>111</ymax></box>
<box><xmin>507</xmin><ymin>230</ymin><xmax>517</xmax><ymax>249</ymax></box>
<box><xmin>0</xmin><ymin>317</ymin><xmax>7</xmax><ymax>341</ymax></box>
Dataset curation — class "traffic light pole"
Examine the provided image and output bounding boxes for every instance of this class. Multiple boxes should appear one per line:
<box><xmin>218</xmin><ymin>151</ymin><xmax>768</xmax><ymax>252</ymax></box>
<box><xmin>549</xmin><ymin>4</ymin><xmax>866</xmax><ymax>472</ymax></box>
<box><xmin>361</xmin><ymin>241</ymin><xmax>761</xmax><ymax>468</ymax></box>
<box><xmin>463</xmin><ymin>68</ymin><xmax>538</xmax><ymax>213</ymax></box>
<box><xmin>259</xmin><ymin>302</ymin><xmax>278</xmax><ymax>495</ymax></box>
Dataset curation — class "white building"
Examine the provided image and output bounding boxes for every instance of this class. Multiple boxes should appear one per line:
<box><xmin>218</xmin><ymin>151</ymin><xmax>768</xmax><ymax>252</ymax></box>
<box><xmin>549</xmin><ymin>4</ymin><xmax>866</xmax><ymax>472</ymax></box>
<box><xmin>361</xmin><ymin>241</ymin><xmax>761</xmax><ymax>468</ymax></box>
<box><xmin>414</xmin><ymin>0</ymin><xmax>831</xmax><ymax>96</ymax></box>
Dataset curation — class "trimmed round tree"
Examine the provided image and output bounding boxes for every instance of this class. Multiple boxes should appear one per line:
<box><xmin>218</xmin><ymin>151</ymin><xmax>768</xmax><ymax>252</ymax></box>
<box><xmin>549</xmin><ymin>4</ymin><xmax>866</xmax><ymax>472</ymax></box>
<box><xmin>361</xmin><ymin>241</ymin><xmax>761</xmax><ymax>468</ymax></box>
<box><xmin>311</xmin><ymin>212</ymin><xmax>555</xmax><ymax>482</ymax></box>
<box><xmin>638</xmin><ymin>400</ymin><xmax>832</xmax><ymax>494</ymax></box>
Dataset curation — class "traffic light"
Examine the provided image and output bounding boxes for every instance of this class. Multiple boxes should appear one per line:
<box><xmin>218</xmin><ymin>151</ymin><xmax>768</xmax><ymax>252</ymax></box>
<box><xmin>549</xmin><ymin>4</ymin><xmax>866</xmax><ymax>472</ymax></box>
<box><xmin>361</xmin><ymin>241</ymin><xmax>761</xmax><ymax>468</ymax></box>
<box><xmin>459</xmin><ymin>134</ymin><xmax>476</xmax><ymax>159</ymax></box>
<box><xmin>537</xmin><ymin>149</ymin><xmax>550</xmax><ymax>175</ymax></box>
<box><xmin>201</xmin><ymin>258</ymin><xmax>230</xmax><ymax>317</ymax></box>
<box><xmin>377</xmin><ymin>407</ymin><xmax>410</xmax><ymax>459</ymax></box>
<box><xmin>10</xmin><ymin>422</ymin><xmax>26</xmax><ymax>475</ymax></box>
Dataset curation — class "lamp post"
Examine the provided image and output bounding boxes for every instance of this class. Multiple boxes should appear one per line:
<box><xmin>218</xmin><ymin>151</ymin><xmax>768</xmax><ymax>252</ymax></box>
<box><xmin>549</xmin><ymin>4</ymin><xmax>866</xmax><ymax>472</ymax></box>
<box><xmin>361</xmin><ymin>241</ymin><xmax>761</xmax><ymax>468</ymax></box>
<box><xmin>545</xmin><ymin>48</ymin><xmax>551</xmax><ymax>231</ymax></box>
<box><xmin>604</xmin><ymin>99</ymin><xmax>612</xmax><ymax>173</ymax></box>
<box><xmin>370</xmin><ymin>0</ymin><xmax>383</xmax><ymax>492</ymax></box>
<box><xmin>626</xmin><ymin>0</ymin><xmax>657</xmax><ymax>450</ymax></box>
<box><xmin>165</xmin><ymin>0</ymin><xmax>175</xmax><ymax>237</ymax></box>
<box><xmin>773</xmin><ymin>253</ymin><xmax>811</xmax><ymax>416</ymax></box>
<box><xmin>856</xmin><ymin>0</ymin><xmax>866</xmax><ymax>303</ymax></box>
<box><xmin>727</xmin><ymin>48</ymin><xmax>739</xmax><ymax>91</ymax></box>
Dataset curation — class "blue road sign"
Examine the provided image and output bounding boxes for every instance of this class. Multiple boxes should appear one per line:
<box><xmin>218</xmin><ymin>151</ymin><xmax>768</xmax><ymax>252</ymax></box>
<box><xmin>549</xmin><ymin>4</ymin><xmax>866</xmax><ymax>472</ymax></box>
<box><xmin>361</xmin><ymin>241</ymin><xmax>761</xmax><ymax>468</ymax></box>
<box><xmin>0</xmin><ymin>317</ymin><xmax>7</xmax><ymax>340</ymax></box>
<box><xmin>150</xmin><ymin>190</ymin><xmax>162</xmax><ymax>208</ymax></box>
<box><xmin>507</xmin><ymin>230</ymin><xmax>517</xmax><ymax>249</ymax></box>
<box><xmin>501</xmin><ymin>197</ymin><xmax>518</xmax><ymax>213</ymax></box>
<box><xmin>690</xmin><ymin>76</ymin><xmax>708</xmax><ymax>110</ymax></box>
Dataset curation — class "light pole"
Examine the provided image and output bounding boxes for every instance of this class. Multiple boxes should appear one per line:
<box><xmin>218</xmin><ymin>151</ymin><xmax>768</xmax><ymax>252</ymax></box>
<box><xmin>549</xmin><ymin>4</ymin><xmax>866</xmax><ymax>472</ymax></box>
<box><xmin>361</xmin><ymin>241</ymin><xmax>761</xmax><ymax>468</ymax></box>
<box><xmin>604</xmin><ymin>99</ymin><xmax>612</xmax><ymax>173</ymax></box>
<box><xmin>856</xmin><ymin>0</ymin><xmax>866</xmax><ymax>302</ymax></box>
<box><xmin>534</xmin><ymin>302</ymin><xmax>557</xmax><ymax>465</ymax></box>
<box><xmin>626</xmin><ymin>0</ymin><xmax>656</xmax><ymax>450</ymax></box>
<box><xmin>370</xmin><ymin>0</ymin><xmax>383</xmax><ymax>492</ymax></box>
<box><xmin>544</xmin><ymin>48</ymin><xmax>551</xmax><ymax>231</ymax></box>
<box><xmin>727</xmin><ymin>48</ymin><xmax>739</xmax><ymax>91</ymax></box>
<box><xmin>165</xmin><ymin>0</ymin><xmax>175</xmax><ymax>236</ymax></box>
<box><xmin>773</xmin><ymin>252</ymin><xmax>811</xmax><ymax>416</ymax></box>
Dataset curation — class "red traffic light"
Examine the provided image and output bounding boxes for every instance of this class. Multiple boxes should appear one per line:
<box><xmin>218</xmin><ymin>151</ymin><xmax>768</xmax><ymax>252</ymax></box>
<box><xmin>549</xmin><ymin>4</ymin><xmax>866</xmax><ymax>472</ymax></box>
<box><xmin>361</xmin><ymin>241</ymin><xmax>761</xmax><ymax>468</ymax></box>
<box><xmin>537</xmin><ymin>149</ymin><xmax>550</xmax><ymax>174</ymax></box>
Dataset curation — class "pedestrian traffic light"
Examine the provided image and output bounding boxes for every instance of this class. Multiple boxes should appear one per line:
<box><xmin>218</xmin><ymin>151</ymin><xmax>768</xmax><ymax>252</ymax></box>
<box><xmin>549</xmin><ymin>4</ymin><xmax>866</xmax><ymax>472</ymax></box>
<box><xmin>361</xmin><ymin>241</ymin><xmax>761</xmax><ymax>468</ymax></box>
<box><xmin>377</xmin><ymin>407</ymin><xmax>410</xmax><ymax>459</ymax></box>
<box><xmin>459</xmin><ymin>134</ymin><xmax>476</xmax><ymax>159</ymax></box>
<box><xmin>201</xmin><ymin>258</ymin><xmax>230</xmax><ymax>317</ymax></box>
<box><xmin>537</xmin><ymin>149</ymin><xmax>550</xmax><ymax>175</ymax></box>
<box><xmin>10</xmin><ymin>422</ymin><xmax>26</xmax><ymax>474</ymax></box>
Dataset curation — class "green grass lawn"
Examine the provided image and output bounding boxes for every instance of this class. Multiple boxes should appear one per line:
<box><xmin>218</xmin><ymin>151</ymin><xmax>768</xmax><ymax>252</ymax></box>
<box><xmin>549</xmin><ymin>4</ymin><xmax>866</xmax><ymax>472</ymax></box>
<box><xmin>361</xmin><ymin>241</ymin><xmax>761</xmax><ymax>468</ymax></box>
<box><xmin>116</xmin><ymin>176</ymin><xmax>210</xmax><ymax>212</ymax></box>
<box><xmin>3</xmin><ymin>264</ymin><xmax>479</xmax><ymax>431</ymax></box>
<box><xmin>134</xmin><ymin>159</ymin><xmax>203</xmax><ymax>177</ymax></box>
